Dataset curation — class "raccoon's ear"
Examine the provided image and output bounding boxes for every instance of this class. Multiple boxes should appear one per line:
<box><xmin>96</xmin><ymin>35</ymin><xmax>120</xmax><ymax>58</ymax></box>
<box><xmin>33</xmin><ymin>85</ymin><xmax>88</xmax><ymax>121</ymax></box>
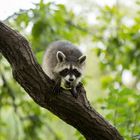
<box><xmin>78</xmin><ymin>55</ymin><xmax>86</xmax><ymax>64</ymax></box>
<box><xmin>56</xmin><ymin>51</ymin><xmax>66</xmax><ymax>63</ymax></box>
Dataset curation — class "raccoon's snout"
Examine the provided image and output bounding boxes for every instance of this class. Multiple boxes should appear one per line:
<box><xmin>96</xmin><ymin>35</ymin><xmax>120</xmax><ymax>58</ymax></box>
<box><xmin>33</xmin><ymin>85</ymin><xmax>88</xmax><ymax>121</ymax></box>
<box><xmin>65</xmin><ymin>78</ymin><xmax>74</xmax><ymax>88</ymax></box>
<box><xmin>68</xmin><ymin>77</ymin><xmax>74</xmax><ymax>82</ymax></box>
<box><xmin>64</xmin><ymin>75</ymin><xmax>75</xmax><ymax>83</ymax></box>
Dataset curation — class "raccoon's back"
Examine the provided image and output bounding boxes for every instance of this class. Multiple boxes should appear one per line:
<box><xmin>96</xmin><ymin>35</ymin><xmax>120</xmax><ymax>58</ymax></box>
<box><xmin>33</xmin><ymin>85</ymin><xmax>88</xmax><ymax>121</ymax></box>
<box><xmin>42</xmin><ymin>40</ymin><xmax>82</xmax><ymax>78</ymax></box>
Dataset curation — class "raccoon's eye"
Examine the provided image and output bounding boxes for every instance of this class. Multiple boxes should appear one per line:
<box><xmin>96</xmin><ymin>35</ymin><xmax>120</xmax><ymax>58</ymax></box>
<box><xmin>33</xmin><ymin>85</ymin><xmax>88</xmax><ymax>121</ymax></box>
<box><xmin>73</xmin><ymin>69</ymin><xmax>81</xmax><ymax>77</ymax></box>
<box><xmin>59</xmin><ymin>69</ymin><xmax>69</xmax><ymax>76</ymax></box>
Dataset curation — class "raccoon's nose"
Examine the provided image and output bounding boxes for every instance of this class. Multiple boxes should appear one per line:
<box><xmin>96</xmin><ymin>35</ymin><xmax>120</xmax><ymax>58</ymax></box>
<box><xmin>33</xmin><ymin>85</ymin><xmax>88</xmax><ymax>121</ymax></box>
<box><xmin>69</xmin><ymin>78</ymin><xmax>74</xmax><ymax>82</ymax></box>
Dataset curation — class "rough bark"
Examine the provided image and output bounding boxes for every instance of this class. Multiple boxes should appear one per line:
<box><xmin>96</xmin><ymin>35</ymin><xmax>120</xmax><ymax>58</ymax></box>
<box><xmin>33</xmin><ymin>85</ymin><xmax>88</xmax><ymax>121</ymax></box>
<box><xmin>0</xmin><ymin>22</ymin><xmax>124</xmax><ymax>140</ymax></box>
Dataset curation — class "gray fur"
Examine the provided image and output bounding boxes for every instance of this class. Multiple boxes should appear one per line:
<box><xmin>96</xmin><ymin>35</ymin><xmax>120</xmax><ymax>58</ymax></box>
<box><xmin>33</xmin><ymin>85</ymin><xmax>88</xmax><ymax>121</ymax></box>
<box><xmin>42</xmin><ymin>40</ymin><xmax>86</xmax><ymax>88</ymax></box>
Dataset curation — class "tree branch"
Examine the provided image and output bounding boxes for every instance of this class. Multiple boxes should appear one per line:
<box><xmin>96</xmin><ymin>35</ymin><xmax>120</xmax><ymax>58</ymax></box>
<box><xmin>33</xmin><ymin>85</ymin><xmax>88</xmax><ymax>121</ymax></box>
<box><xmin>0</xmin><ymin>22</ymin><xmax>124</xmax><ymax>140</ymax></box>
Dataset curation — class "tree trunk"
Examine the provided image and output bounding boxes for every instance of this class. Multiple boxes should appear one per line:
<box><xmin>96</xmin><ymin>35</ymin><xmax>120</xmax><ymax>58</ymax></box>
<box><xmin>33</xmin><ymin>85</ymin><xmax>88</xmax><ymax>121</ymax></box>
<box><xmin>0</xmin><ymin>22</ymin><xmax>124</xmax><ymax>140</ymax></box>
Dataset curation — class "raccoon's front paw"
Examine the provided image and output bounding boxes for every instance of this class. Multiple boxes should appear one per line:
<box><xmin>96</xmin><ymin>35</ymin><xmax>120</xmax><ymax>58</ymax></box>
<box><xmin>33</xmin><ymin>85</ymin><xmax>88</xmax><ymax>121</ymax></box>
<box><xmin>70</xmin><ymin>87</ymin><xmax>78</xmax><ymax>98</ymax></box>
<box><xmin>76</xmin><ymin>82</ymin><xmax>83</xmax><ymax>93</ymax></box>
<box><xmin>52</xmin><ymin>85</ymin><xmax>61</xmax><ymax>95</ymax></box>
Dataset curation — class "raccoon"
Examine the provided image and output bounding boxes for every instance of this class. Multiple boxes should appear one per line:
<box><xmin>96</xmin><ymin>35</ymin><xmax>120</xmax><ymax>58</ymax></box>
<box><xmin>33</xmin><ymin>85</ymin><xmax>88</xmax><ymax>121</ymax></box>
<box><xmin>42</xmin><ymin>40</ymin><xmax>86</xmax><ymax>97</ymax></box>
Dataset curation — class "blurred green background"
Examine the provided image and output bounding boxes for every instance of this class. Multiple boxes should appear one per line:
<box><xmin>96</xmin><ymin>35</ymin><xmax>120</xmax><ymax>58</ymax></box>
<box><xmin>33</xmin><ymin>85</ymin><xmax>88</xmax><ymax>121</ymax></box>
<box><xmin>0</xmin><ymin>0</ymin><xmax>140</xmax><ymax>140</ymax></box>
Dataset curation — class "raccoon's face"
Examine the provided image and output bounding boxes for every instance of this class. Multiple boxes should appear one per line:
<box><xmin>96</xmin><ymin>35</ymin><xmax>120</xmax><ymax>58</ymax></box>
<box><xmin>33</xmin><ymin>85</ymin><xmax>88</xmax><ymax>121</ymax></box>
<box><xmin>55</xmin><ymin>51</ymin><xmax>86</xmax><ymax>89</ymax></box>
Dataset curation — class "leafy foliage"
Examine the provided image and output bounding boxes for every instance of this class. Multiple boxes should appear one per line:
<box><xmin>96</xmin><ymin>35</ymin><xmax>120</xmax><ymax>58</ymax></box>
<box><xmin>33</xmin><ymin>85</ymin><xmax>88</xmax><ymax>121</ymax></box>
<box><xmin>93</xmin><ymin>4</ymin><xmax>140</xmax><ymax>140</ymax></box>
<box><xmin>1</xmin><ymin>0</ymin><xmax>140</xmax><ymax>140</ymax></box>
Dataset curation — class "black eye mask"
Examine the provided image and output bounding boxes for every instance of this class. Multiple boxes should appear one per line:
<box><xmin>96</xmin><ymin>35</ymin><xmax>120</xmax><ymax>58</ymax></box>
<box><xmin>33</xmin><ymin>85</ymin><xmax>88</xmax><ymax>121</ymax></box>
<box><xmin>59</xmin><ymin>69</ymin><xmax>69</xmax><ymax>77</ymax></box>
<box><xmin>72</xmin><ymin>69</ymin><xmax>81</xmax><ymax>77</ymax></box>
<box><xmin>59</xmin><ymin>68</ymin><xmax>81</xmax><ymax>77</ymax></box>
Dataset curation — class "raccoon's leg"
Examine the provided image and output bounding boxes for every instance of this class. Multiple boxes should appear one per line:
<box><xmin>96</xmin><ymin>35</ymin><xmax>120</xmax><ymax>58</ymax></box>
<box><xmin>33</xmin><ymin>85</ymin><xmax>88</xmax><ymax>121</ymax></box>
<box><xmin>70</xmin><ymin>82</ymin><xmax>83</xmax><ymax>98</ymax></box>
<box><xmin>76</xmin><ymin>82</ymin><xmax>83</xmax><ymax>94</ymax></box>
<box><xmin>70</xmin><ymin>87</ymin><xmax>78</xmax><ymax>98</ymax></box>
<box><xmin>52</xmin><ymin>79</ymin><xmax>61</xmax><ymax>94</ymax></box>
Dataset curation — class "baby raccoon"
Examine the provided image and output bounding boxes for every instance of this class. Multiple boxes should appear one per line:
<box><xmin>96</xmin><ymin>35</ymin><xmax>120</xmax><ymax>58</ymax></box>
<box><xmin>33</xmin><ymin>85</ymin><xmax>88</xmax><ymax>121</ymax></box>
<box><xmin>42</xmin><ymin>40</ymin><xmax>86</xmax><ymax>97</ymax></box>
